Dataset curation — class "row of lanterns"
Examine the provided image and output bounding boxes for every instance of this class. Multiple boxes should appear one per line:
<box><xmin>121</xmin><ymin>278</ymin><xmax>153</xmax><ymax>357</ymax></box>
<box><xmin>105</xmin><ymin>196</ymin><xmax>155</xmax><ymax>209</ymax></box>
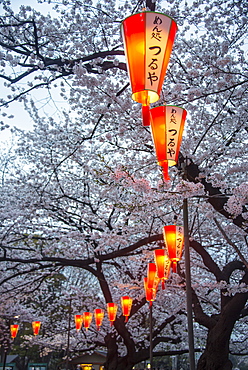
<box><xmin>144</xmin><ymin>226</ymin><xmax>184</xmax><ymax>306</ymax></box>
<box><xmin>11</xmin><ymin>225</ymin><xmax>184</xmax><ymax>338</ymax></box>
<box><xmin>121</xmin><ymin>10</ymin><xmax>187</xmax><ymax>181</ymax></box>
<box><xmin>121</xmin><ymin>10</ymin><xmax>186</xmax><ymax>302</ymax></box>
<box><xmin>10</xmin><ymin>321</ymin><xmax>41</xmax><ymax>339</ymax></box>
<box><xmin>75</xmin><ymin>296</ymin><xmax>133</xmax><ymax>332</ymax></box>
<box><xmin>10</xmin><ymin>297</ymin><xmax>133</xmax><ymax>339</ymax></box>
<box><xmin>10</xmin><ymin>226</ymin><xmax>184</xmax><ymax>336</ymax></box>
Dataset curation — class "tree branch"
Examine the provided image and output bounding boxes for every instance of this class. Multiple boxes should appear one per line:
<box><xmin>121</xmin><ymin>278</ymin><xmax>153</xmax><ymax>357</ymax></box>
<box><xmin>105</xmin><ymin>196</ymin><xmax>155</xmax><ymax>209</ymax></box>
<box><xmin>178</xmin><ymin>153</ymin><xmax>248</xmax><ymax>232</ymax></box>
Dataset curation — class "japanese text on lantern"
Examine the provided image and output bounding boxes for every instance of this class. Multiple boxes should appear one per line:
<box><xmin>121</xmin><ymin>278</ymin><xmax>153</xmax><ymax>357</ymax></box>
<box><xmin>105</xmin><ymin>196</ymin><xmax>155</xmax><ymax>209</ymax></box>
<box><xmin>167</xmin><ymin>108</ymin><xmax>177</xmax><ymax>159</ymax></box>
<box><xmin>147</xmin><ymin>16</ymin><xmax>162</xmax><ymax>86</ymax></box>
<box><xmin>145</xmin><ymin>13</ymin><xmax>171</xmax><ymax>91</ymax></box>
<box><xmin>176</xmin><ymin>226</ymin><xmax>183</xmax><ymax>258</ymax></box>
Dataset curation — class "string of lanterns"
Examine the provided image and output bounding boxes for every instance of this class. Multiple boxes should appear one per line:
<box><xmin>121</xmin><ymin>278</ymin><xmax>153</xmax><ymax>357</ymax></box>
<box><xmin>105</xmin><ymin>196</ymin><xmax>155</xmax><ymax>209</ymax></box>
<box><xmin>144</xmin><ymin>225</ymin><xmax>184</xmax><ymax>306</ymax></box>
<box><xmin>9</xmin><ymin>297</ymin><xmax>133</xmax><ymax>339</ymax></box>
<box><xmin>74</xmin><ymin>297</ymin><xmax>133</xmax><ymax>332</ymax></box>
<box><xmin>10</xmin><ymin>235</ymin><xmax>183</xmax><ymax>339</ymax></box>
<box><xmin>10</xmin><ymin>321</ymin><xmax>41</xmax><ymax>339</ymax></box>
<box><xmin>72</xmin><ymin>224</ymin><xmax>185</xmax><ymax>329</ymax></box>
<box><xmin>121</xmin><ymin>9</ymin><xmax>187</xmax><ymax>304</ymax></box>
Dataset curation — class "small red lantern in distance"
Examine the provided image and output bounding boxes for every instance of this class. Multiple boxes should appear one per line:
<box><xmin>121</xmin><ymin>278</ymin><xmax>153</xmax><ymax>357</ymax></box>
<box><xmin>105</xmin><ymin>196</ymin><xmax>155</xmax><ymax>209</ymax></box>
<box><xmin>121</xmin><ymin>12</ymin><xmax>178</xmax><ymax>126</ymax></box>
<box><xmin>150</xmin><ymin>105</ymin><xmax>187</xmax><ymax>180</ymax></box>
<box><xmin>144</xmin><ymin>277</ymin><xmax>158</xmax><ymax>307</ymax></box>
<box><xmin>121</xmin><ymin>296</ymin><xmax>133</xmax><ymax>322</ymax></box>
<box><xmin>94</xmin><ymin>309</ymin><xmax>104</xmax><ymax>331</ymax></box>
<box><xmin>163</xmin><ymin>225</ymin><xmax>184</xmax><ymax>273</ymax></box>
<box><xmin>107</xmin><ymin>303</ymin><xmax>118</xmax><ymax>326</ymax></box>
<box><xmin>10</xmin><ymin>324</ymin><xmax>19</xmax><ymax>339</ymax></box>
<box><xmin>154</xmin><ymin>249</ymin><xmax>171</xmax><ymax>290</ymax></box>
<box><xmin>75</xmin><ymin>314</ymin><xmax>83</xmax><ymax>332</ymax></box>
<box><xmin>147</xmin><ymin>263</ymin><xmax>157</xmax><ymax>289</ymax></box>
<box><xmin>32</xmin><ymin>321</ymin><xmax>41</xmax><ymax>336</ymax></box>
<box><xmin>83</xmin><ymin>312</ymin><xmax>93</xmax><ymax>331</ymax></box>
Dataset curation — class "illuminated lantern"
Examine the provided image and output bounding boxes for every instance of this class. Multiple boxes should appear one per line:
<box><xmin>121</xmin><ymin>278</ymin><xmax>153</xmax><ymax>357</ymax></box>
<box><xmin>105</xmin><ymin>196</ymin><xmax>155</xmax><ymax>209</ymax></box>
<box><xmin>121</xmin><ymin>296</ymin><xmax>133</xmax><ymax>322</ymax></box>
<box><xmin>150</xmin><ymin>105</ymin><xmax>187</xmax><ymax>180</ymax></box>
<box><xmin>147</xmin><ymin>263</ymin><xmax>156</xmax><ymax>289</ymax></box>
<box><xmin>154</xmin><ymin>249</ymin><xmax>171</xmax><ymax>290</ymax></box>
<box><xmin>144</xmin><ymin>277</ymin><xmax>159</xmax><ymax>307</ymax></box>
<box><xmin>121</xmin><ymin>11</ymin><xmax>178</xmax><ymax>126</ymax></box>
<box><xmin>163</xmin><ymin>225</ymin><xmax>184</xmax><ymax>273</ymax></box>
<box><xmin>83</xmin><ymin>312</ymin><xmax>93</xmax><ymax>331</ymax></box>
<box><xmin>10</xmin><ymin>324</ymin><xmax>19</xmax><ymax>339</ymax></box>
<box><xmin>107</xmin><ymin>303</ymin><xmax>118</xmax><ymax>326</ymax></box>
<box><xmin>144</xmin><ymin>277</ymin><xmax>153</xmax><ymax>303</ymax></box>
<box><xmin>94</xmin><ymin>309</ymin><xmax>104</xmax><ymax>330</ymax></box>
<box><xmin>75</xmin><ymin>314</ymin><xmax>83</xmax><ymax>332</ymax></box>
<box><xmin>32</xmin><ymin>321</ymin><xmax>41</xmax><ymax>336</ymax></box>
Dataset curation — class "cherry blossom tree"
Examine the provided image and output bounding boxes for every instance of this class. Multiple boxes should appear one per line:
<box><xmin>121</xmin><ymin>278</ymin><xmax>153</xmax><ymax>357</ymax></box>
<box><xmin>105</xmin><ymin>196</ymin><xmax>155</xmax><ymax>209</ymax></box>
<box><xmin>0</xmin><ymin>0</ymin><xmax>248</xmax><ymax>369</ymax></box>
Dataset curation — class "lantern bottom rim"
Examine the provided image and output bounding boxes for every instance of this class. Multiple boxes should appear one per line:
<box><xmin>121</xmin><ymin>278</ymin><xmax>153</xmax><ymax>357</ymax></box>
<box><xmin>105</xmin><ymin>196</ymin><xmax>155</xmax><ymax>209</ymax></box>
<box><xmin>158</xmin><ymin>159</ymin><xmax>177</xmax><ymax>167</ymax></box>
<box><xmin>132</xmin><ymin>90</ymin><xmax>159</xmax><ymax>105</ymax></box>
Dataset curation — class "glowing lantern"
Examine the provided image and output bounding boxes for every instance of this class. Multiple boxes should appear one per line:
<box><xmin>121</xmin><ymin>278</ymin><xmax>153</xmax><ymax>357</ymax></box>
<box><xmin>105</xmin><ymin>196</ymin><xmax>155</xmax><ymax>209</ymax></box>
<box><xmin>144</xmin><ymin>277</ymin><xmax>159</xmax><ymax>307</ymax></box>
<box><xmin>144</xmin><ymin>277</ymin><xmax>154</xmax><ymax>305</ymax></box>
<box><xmin>121</xmin><ymin>11</ymin><xmax>178</xmax><ymax>126</ymax></box>
<box><xmin>10</xmin><ymin>324</ymin><xmax>19</xmax><ymax>339</ymax></box>
<box><xmin>154</xmin><ymin>249</ymin><xmax>171</xmax><ymax>289</ymax></box>
<box><xmin>121</xmin><ymin>296</ymin><xmax>133</xmax><ymax>322</ymax></box>
<box><xmin>75</xmin><ymin>314</ymin><xmax>83</xmax><ymax>332</ymax></box>
<box><xmin>150</xmin><ymin>105</ymin><xmax>187</xmax><ymax>180</ymax></box>
<box><xmin>83</xmin><ymin>312</ymin><xmax>93</xmax><ymax>331</ymax></box>
<box><xmin>107</xmin><ymin>303</ymin><xmax>118</xmax><ymax>326</ymax></box>
<box><xmin>32</xmin><ymin>321</ymin><xmax>41</xmax><ymax>336</ymax></box>
<box><xmin>163</xmin><ymin>225</ymin><xmax>184</xmax><ymax>273</ymax></box>
<box><xmin>147</xmin><ymin>263</ymin><xmax>156</xmax><ymax>289</ymax></box>
<box><xmin>94</xmin><ymin>309</ymin><xmax>104</xmax><ymax>330</ymax></box>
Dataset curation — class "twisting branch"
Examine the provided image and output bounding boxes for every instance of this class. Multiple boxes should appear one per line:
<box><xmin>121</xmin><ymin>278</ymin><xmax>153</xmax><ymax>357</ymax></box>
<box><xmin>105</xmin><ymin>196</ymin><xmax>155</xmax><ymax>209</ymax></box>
<box><xmin>178</xmin><ymin>153</ymin><xmax>248</xmax><ymax>233</ymax></box>
<box><xmin>213</xmin><ymin>217</ymin><xmax>248</xmax><ymax>268</ymax></box>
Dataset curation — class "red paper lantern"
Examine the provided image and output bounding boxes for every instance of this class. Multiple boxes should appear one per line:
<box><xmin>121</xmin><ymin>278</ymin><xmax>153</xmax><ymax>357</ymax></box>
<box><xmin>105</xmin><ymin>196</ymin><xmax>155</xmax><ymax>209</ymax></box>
<box><xmin>121</xmin><ymin>296</ymin><xmax>133</xmax><ymax>322</ymax></box>
<box><xmin>147</xmin><ymin>262</ymin><xmax>157</xmax><ymax>289</ymax></box>
<box><xmin>154</xmin><ymin>249</ymin><xmax>171</xmax><ymax>289</ymax></box>
<box><xmin>75</xmin><ymin>314</ymin><xmax>83</xmax><ymax>332</ymax></box>
<box><xmin>121</xmin><ymin>11</ymin><xmax>178</xmax><ymax>126</ymax></box>
<box><xmin>83</xmin><ymin>312</ymin><xmax>92</xmax><ymax>331</ymax></box>
<box><xmin>32</xmin><ymin>321</ymin><xmax>41</xmax><ymax>336</ymax></box>
<box><xmin>144</xmin><ymin>277</ymin><xmax>153</xmax><ymax>302</ymax></box>
<box><xmin>10</xmin><ymin>324</ymin><xmax>19</xmax><ymax>339</ymax></box>
<box><xmin>143</xmin><ymin>277</ymin><xmax>159</xmax><ymax>307</ymax></box>
<box><xmin>107</xmin><ymin>303</ymin><xmax>118</xmax><ymax>326</ymax></box>
<box><xmin>94</xmin><ymin>309</ymin><xmax>104</xmax><ymax>330</ymax></box>
<box><xmin>150</xmin><ymin>105</ymin><xmax>187</xmax><ymax>180</ymax></box>
<box><xmin>163</xmin><ymin>225</ymin><xmax>184</xmax><ymax>273</ymax></box>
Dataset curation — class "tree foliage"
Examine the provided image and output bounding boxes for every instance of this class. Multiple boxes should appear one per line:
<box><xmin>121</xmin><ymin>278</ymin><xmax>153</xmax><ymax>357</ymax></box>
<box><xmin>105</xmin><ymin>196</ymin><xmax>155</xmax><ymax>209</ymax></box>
<box><xmin>0</xmin><ymin>0</ymin><xmax>248</xmax><ymax>369</ymax></box>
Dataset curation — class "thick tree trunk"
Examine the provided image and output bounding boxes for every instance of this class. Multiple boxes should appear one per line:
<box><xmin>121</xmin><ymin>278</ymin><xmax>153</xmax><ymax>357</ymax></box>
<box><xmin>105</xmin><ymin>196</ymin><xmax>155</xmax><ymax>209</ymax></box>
<box><xmin>190</xmin><ymin>241</ymin><xmax>248</xmax><ymax>370</ymax></box>
<box><xmin>104</xmin><ymin>332</ymin><xmax>119</xmax><ymax>370</ymax></box>
<box><xmin>197</xmin><ymin>325</ymin><xmax>233</xmax><ymax>370</ymax></box>
<box><xmin>195</xmin><ymin>278</ymin><xmax>248</xmax><ymax>370</ymax></box>
<box><xmin>104</xmin><ymin>352</ymin><xmax>134</xmax><ymax>370</ymax></box>
<box><xmin>104</xmin><ymin>331</ymin><xmax>136</xmax><ymax>370</ymax></box>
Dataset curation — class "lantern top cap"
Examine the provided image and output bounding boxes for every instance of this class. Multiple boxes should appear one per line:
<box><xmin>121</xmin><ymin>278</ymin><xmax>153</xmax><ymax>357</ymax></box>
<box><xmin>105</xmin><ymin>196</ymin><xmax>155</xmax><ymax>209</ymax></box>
<box><xmin>121</xmin><ymin>11</ymin><xmax>178</xmax><ymax>29</ymax></box>
<box><xmin>163</xmin><ymin>224</ymin><xmax>184</xmax><ymax>228</ymax></box>
<box><xmin>150</xmin><ymin>104</ymin><xmax>186</xmax><ymax>111</ymax></box>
